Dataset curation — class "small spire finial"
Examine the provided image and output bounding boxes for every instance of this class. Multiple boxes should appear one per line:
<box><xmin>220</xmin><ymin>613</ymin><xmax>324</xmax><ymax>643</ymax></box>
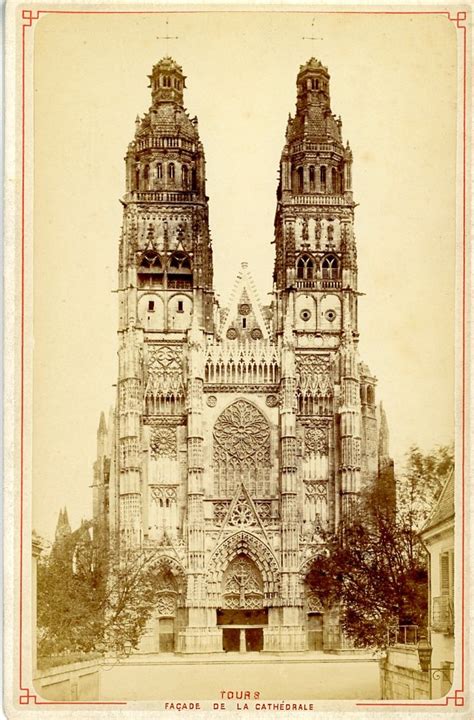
<box><xmin>156</xmin><ymin>19</ymin><xmax>179</xmax><ymax>55</ymax></box>
<box><xmin>302</xmin><ymin>18</ymin><xmax>323</xmax><ymax>52</ymax></box>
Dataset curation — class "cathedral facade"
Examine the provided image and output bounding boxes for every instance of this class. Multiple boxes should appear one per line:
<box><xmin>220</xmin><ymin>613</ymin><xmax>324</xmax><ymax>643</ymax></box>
<box><xmin>92</xmin><ymin>56</ymin><xmax>394</xmax><ymax>654</ymax></box>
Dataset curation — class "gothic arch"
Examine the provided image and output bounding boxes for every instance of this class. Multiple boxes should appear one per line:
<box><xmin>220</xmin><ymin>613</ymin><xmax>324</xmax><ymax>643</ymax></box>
<box><xmin>139</xmin><ymin>250</ymin><xmax>162</xmax><ymax>270</ymax></box>
<box><xmin>321</xmin><ymin>254</ymin><xmax>340</xmax><ymax>280</ymax></box>
<box><xmin>296</xmin><ymin>253</ymin><xmax>315</xmax><ymax>281</ymax></box>
<box><xmin>206</xmin><ymin>531</ymin><xmax>280</xmax><ymax>607</ymax></box>
<box><xmin>299</xmin><ymin>549</ymin><xmax>330</xmax><ymax>577</ymax></box>
<box><xmin>151</xmin><ymin>554</ymin><xmax>187</xmax><ymax>601</ymax></box>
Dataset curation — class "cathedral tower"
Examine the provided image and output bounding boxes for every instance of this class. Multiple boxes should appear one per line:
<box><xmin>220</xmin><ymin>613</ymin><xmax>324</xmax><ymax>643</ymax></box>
<box><xmin>114</xmin><ymin>57</ymin><xmax>214</xmax><ymax>555</ymax></box>
<box><xmin>274</xmin><ymin>58</ymin><xmax>379</xmax><ymax>529</ymax></box>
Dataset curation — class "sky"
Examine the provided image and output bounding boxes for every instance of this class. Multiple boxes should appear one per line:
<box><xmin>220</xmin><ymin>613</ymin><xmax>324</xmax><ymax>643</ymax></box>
<box><xmin>32</xmin><ymin>9</ymin><xmax>458</xmax><ymax>540</ymax></box>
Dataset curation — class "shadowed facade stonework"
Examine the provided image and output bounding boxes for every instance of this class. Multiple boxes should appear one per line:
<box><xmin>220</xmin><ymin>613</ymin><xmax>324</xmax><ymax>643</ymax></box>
<box><xmin>92</xmin><ymin>56</ymin><xmax>394</xmax><ymax>654</ymax></box>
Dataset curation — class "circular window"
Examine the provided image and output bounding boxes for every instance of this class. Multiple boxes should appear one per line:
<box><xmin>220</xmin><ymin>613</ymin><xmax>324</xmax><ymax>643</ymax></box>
<box><xmin>325</xmin><ymin>309</ymin><xmax>337</xmax><ymax>322</ymax></box>
<box><xmin>226</xmin><ymin>327</ymin><xmax>237</xmax><ymax>340</ymax></box>
<box><xmin>300</xmin><ymin>309</ymin><xmax>311</xmax><ymax>322</ymax></box>
<box><xmin>239</xmin><ymin>303</ymin><xmax>251</xmax><ymax>316</ymax></box>
<box><xmin>251</xmin><ymin>328</ymin><xmax>263</xmax><ymax>340</ymax></box>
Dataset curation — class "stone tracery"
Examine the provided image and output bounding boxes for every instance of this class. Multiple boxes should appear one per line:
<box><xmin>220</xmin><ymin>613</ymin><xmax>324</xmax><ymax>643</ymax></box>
<box><xmin>222</xmin><ymin>555</ymin><xmax>264</xmax><ymax>609</ymax></box>
<box><xmin>206</xmin><ymin>532</ymin><xmax>280</xmax><ymax>607</ymax></box>
<box><xmin>213</xmin><ymin>400</ymin><xmax>271</xmax><ymax>497</ymax></box>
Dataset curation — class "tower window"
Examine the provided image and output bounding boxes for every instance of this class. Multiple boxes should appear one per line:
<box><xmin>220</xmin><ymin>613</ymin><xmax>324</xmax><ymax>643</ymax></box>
<box><xmin>182</xmin><ymin>165</ymin><xmax>189</xmax><ymax>189</ymax></box>
<box><xmin>169</xmin><ymin>253</ymin><xmax>191</xmax><ymax>272</ymax></box>
<box><xmin>309</xmin><ymin>166</ymin><xmax>315</xmax><ymax>191</ymax></box>
<box><xmin>297</xmin><ymin>254</ymin><xmax>315</xmax><ymax>281</ymax></box>
<box><xmin>332</xmin><ymin>168</ymin><xmax>337</xmax><ymax>194</ymax></box>
<box><xmin>168</xmin><ymin>252</ymin><xmax>193</xmax><ymax>289</ymax></box>
<box><xmin>168</xmin><ymin>163</ymin><xmax>175</xmax><ymax>180</ymax></box>
<box><xmin>322</xmin><ymin>254</ymin><xmax>340</xmax><ymax>280</ymax></box>
<box><xmin>138</xmin><ymin>251</ymin><xmax>163</xmax><ymax>288</ymax></box>
<box><xmin>367</xmin><ymin>385</ymin><xmax>375</xmax><ymax>405</ymax></box>
<box><xmin>320</xmin><ymin>166</ymin><xmax>327</xmax><ymax>191</ymax></box>
<box><xmin>242</xmin><ymin>318</ymin><xmax>247</xmax><ymax>329</ymax></box>
<box><xmin>297</xmin><ymin>166</ymin><xmax>304</xmax><ymax>193</ymax></box>
<box><xmin>148</xmin><ymin>300</ymin><xmax>155</xmax><ymax>312</ymax></box>
<box><xmin>157</xmin><ymin>163</ymin><xmax>162</xmax><ymax>179</ymax></box>
<box><xmin>143</xmin><ymin>165</ymin><xmax>149</xmax><ymax>188</ymax></box>
<box><xmin>311</xmin><ymin>79</ymin><xmax>319</xmax><ymax>90</ymax></box>
<box><xmin>177</xmin><ymin>300</ymin><xmax>184</xmax><ymax>313</ymax></box>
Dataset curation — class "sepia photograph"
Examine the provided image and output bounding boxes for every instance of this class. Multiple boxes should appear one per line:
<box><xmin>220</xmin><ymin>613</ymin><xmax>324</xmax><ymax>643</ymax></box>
<box><xmin>3</xmin><ymin>3</ymin><xmax>470</xmax><ymax>716</ymax></box>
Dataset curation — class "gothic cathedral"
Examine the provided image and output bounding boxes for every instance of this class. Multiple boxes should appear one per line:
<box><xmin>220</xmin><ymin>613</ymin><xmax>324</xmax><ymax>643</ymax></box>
<box><xmin>92</xmin><ymin>56</ymin><xmax>394</xmax><ymax>654</ymax></box>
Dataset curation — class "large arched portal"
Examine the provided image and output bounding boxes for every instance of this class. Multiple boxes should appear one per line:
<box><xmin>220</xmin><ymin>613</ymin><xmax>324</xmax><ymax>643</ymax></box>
<box><xmin>302</xmin><ymin>554</ymin><xmax>342</xmax><ymax>652</ymax></box>
<box><xmin>140</xmin><ymin>556</ymin><xmax>186</xmax><ymax>654</ymax></box>
<box><xmin>217</xmin><ymin>554</ymin><xmax>267</xmax><ymax>652</ymax></box>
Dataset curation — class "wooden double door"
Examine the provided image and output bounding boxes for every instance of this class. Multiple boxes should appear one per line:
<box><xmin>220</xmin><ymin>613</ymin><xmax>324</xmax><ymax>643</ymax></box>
<box><xmin>222</xmin><ymin>627</ymin><xmax>264</xmax><ymax>652</ymax></box>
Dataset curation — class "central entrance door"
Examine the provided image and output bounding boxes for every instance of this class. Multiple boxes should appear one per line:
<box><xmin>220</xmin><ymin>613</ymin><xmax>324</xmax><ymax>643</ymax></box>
<box><xmin>245</xmin><ymin>627</ymin><xmax>264</xmax><ymax>651</ymax></box>
<box><xmin>222</xmin><ymin>628</ymin><xmax>240</xmax><ymax>652</ymax></box>
<box><xmin>217</xmin><ymin>608</ymin><xmax>267</xmax><ymax>652</ymax></box>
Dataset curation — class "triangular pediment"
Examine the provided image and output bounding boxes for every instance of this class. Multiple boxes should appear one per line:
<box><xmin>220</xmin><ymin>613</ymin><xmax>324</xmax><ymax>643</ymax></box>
<box><xmin>220</xmin><ymin>262</ymin><xmax>271</xmax><ymax>341</ymax></box>
<box><xmin>216</xmin><ymin>483</ymin><xmax>270</xmax><ymax>545</ymax></box>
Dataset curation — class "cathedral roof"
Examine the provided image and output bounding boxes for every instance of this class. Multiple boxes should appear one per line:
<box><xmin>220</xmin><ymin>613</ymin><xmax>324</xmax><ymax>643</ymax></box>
<box><xmin>135</xmin><ymin>104</ymin><xmax>198</xmax><ymax>141</ymax></box>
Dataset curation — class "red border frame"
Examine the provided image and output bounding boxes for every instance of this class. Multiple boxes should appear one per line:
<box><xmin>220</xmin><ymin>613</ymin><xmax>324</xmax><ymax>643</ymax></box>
<box><xmin>18</xmin><ymin>6</ymin><xmax>469</xmax><ymax>709</ymax></box>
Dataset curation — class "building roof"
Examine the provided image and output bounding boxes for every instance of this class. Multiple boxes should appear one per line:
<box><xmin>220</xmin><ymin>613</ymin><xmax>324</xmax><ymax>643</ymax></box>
<box><xmin>422</xmin><ymin>469</ymin><xmax>454</xmax><ymax>533</ymax></box>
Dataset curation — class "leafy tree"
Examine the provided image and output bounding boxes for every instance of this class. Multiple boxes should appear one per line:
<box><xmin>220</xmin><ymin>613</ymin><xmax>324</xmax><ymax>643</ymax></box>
<box><xmin>305</xmin><ymin>444</ymin><xmax>453</xmax><ymax>649</ymax></box>
<box><xmin>37</xmin><ymin>524</ymin><xmax>165</xmax><ymax>659</ymax></box>
<box><xmin>397</xmin><ymin>443</ymin><xmax>454</xmax><ymax>533</ymax></box>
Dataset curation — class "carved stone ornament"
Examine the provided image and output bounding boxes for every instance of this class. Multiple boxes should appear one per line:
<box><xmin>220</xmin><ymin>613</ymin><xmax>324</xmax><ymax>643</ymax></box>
<box><xmin>226</xmin><ymin>328</ymin><xmax>238</xmax><ymax>340</ymax></box>
<box><xmin>307</xmin><ymin>593</ymin><xmax>324</xmax><ymax>613</ymax></box>
<box><xmin>156</xmin><ymin>593</ymin><xmax>177</xmax><ymax>616</ymax></box>
<box><xmin>265</xmin><ymin>394</ymin><xmax>278</xmax><ymax>408</ymax></box>
<box><xmin>296</xmin><ymin>354</ymin><xmax>332</xmax><ymax>395</ymax></box>
<box><xmin>304</xmin><ymin>422</ymin><xmax>329</xmax><ymax>454</ymax></box>
<box><xmin>146</xmin><ymin>345</ymin><xmax>184</xmax><ymax>395</ymax></box>
<box><xmin>239</xmin><ymin>303</ymin><xmax>251</xmax><ymax>316</ymax></box>
<box><xmin>255</xmin><ymin>501</ymin><xmax>273</xmax><ymax>524</ymax></box>
<box><xmin>228</xmin><ymin>495</ymin><xmax>258</xmax><ymax>527</ymax></box>
<box><xmin>213</xmin><ymin>400</ymin><xmax>270</xmax><ymax>461</ymax></box>
<box><xmin>304</xmin><ymin>481</ymin><xmax>327</xmax><ymax>498</ymax></box>
<box><xmin>223</xmin><ymin>556</ymin><xmax>264</xmax><ymax>609</ymax></box>
<box><xmin>150</xmin><ymin>426</ymin><xmax>177</xmax><ymax>458</ymax></box>
<box><xmin>206</xmin><ymin>395</ymin><xmax>217</xmax><ymax>407</ymax></box>
<box><xmin>213</xmin><ymin>501</ymin><xmax>230</xmax><ymax>524</ymax></box>
<box><xmin>150</xmin><ymin>486</ymin><xmax>178</xmax><ymax>503</ymax></box>
<box><xmin>251</xmin><ymin>328</ymin><xmax>263</xmax><ymax>340</ymax></box>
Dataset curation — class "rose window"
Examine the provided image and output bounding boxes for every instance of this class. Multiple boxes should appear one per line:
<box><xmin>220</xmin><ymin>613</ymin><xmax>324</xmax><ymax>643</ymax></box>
<box><xmin>213</xmin><ymin>400</ymin><xmax>270</xmax><ymax>461</ymax></box>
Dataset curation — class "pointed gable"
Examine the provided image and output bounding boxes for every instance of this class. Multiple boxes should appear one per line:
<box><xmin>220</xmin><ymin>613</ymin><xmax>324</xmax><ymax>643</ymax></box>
<box><xmin>216</xmin><ymin>483</ymin><xmax>271</xmax><ymax>545</ymax></box>
<box><xmin>220</xmin><ymin>262</ymin><xmax>271</xmax><ymax>341</ymax></box>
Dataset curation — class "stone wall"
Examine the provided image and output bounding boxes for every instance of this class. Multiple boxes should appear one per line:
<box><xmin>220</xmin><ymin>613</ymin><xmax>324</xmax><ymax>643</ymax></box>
<box><xmin>34</xmin><ymin>659</ymin><xmax>101</xmax><ymax>701</ymax></box>
<box><xmin>380</xmin><ymin>646</ymin><xmax>429</xmax><ymax>700</ymax></box>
